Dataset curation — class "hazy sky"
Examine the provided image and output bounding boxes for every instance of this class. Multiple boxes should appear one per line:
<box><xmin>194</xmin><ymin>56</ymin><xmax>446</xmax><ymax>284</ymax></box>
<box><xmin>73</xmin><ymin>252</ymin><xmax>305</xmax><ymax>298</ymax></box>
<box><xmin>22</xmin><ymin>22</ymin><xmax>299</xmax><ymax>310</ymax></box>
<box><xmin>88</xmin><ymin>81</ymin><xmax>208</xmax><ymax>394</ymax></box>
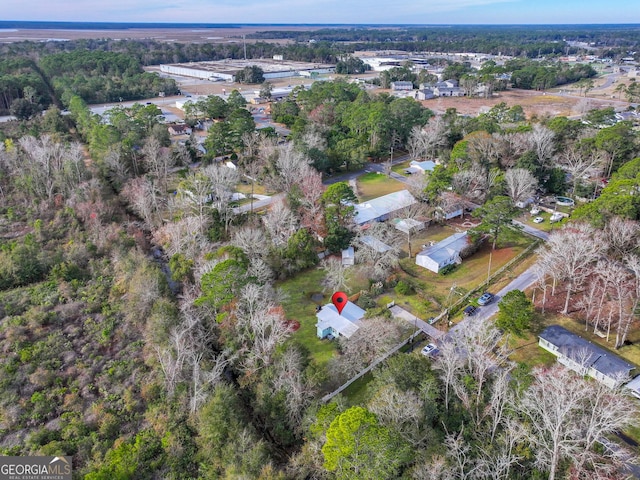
<box><xmin>4</xmin><ymin>0</ymin><xmax>640</xmax><ymax>25</ymax></box>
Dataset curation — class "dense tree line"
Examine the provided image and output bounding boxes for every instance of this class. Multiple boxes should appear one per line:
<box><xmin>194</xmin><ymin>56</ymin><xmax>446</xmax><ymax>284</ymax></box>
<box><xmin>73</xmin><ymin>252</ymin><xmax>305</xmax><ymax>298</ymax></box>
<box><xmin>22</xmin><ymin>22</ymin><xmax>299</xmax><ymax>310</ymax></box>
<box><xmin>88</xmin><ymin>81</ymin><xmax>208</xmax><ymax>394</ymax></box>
<box><xmin>248</xmin><ymin>24</ymin><xmax>640</xmax><ymax>58</ymax></box>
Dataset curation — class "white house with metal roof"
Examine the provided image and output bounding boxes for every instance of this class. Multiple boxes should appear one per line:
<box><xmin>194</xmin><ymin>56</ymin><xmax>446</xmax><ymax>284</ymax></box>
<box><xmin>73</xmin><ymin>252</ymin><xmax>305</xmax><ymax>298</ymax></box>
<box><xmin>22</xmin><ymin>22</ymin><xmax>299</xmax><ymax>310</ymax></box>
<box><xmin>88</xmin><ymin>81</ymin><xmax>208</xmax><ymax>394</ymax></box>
<box><xmin>316</xmin><ymin>301</ymin><xmax>365</xmax><ymax>339</ymax></box>
<box><xmin>353</xmin><ymin>189</ymin><xmax>416</xmax><ymax>225</ymax></box>
<box><xmin>405</xmin><ymin>160</ymin><xmax>437</xmax><ymax>174</ymax></box>
<box><xmin>415</xmin><ymin>232</ymin><xmax>469</xmax><ymax>273</ymax></box>
<box><xmin>538</xmin><ymin>325</ymin><xmax>635</xmax><ymax>389</ymax></box>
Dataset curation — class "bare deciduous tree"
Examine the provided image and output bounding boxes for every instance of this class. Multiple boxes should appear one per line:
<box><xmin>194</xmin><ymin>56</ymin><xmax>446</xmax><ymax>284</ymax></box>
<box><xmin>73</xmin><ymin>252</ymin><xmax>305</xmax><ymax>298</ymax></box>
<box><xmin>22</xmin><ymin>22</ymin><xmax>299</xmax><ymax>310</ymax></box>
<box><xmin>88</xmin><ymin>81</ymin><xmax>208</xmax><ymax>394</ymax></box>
<box><xmin>233</xmin><ymin>226</ymin><xmax>269</xmax><ymax>260</ymax></box>
<box><xmin>411</xmin><ymin>455</ymin><xmax>455</xmax><ymax>480</ymax></box>
<box><xmin>494</xmin><ymin>131</ymin><xmax>530</xmax><ymax>169</ymax></box>
<box><xmin>526</xmin><ymin>124</ymin><xmax>555</xmax><ymax>168</ymax></box>
<box><xmin>141</xmin><ymin>136</ymin><xmax>174</xmax><ymax>190</ymax></box>
<box><xmin>272</xmin><ymin>347</ymin><xmax>317</xmax><ymax>431</ymax></box>
<box><xmin>121</xmin><ymin>176</ymin><xmax>164</xmax><ymax>227</ymax></box>
<box><xmin>466</xmin><ymin>131</ymin><xmax>501</xmax><ymax>166</ymax></box>
<box><xmin>518</xmin><ymin>365</ymin><xmax>637</xmax><ymax>480</ymax></box>
<box><xmin>320</xmin><ymin>256</ymin><xmax>350</xmax><ymax>293</ymax></box>
<box><xmin>270</xmin><ymin>142</ymin><xmax>312</xmax><ymax>192</ymax></box>
<box><xmin>452</xmin><ymin>163</ymin><xmax>493</xmax><ymax>203</ymax></box>
<box><xmin>17</xmin><ymin>135</ymin><xmax>87</xmax><ymax>202</ymax></box>
<box><xmin>604</xmin><ymin>216</ymin><xmax>640</xmax><ymax>259</ymax></box>
<box><xmin>334</xmin><ymin>317</ymin><xmax>404</xmax><ymax>377</ymax></box>
<box><xmin>504</xmin><ymin>168</ymin><xmax>538</xmax><ymax>205</ymax></box>
<box><xmin>262</xmin><ymin>198</ymin><xmax>298</xmax><ymax>247</ymax></box>
<box><xmin>297</xmin><ymin>164</ymin><xmax>325</xmax><ymax>237</ymax></box>
<box><xmin>235</xmin><ymin>284</ymin><xmax>294</xmax><ymax>375</ymax></box>
<box><xmin>368</xmin><ymin>383</ymin><xmax>425</xmax><ymax>444</ymax></box>
<box><xmin>353</xmin><ymin>222</ymin><xmax>401</xmax><ymax>281</ymax></box>
<box><xmin>153</xmin><ymin>216</ymin><xmax>208</xmax><ymax>260</ymax></box>
<box><xmin>555</xmin><ymin>143</ymin><xmax>603</xmax><ymax>196</ymax></box>
<box><xmin>536</xmin><ymin>224</ymin><xmax>606</xmax><ymax>313</ymax></box>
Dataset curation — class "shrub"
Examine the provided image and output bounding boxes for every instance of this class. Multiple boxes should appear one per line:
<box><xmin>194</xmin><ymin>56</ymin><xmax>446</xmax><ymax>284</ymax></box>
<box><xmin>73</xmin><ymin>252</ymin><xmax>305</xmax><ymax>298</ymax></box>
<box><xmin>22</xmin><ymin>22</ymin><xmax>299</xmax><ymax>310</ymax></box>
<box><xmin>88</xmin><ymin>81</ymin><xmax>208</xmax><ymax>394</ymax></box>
<box><xmin>394</xmin><ymin>280</ymin><xmax>414</xmax><ymax>296</ymax></box>
<box><xmin>439</xmin><ymin>264</ymin><xmax>458</xmax><ymax>275</ymax></box>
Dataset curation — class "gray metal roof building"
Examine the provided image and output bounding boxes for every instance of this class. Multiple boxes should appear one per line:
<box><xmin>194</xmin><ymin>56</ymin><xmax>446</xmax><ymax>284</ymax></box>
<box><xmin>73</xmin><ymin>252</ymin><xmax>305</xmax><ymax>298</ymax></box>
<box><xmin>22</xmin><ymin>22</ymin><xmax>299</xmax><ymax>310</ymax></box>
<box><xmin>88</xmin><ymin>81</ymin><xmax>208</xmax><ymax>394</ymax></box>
<box><xmin>539</xmin><ymin>325</ymin><xmax>636</xmax><ymax>388</ymax></box>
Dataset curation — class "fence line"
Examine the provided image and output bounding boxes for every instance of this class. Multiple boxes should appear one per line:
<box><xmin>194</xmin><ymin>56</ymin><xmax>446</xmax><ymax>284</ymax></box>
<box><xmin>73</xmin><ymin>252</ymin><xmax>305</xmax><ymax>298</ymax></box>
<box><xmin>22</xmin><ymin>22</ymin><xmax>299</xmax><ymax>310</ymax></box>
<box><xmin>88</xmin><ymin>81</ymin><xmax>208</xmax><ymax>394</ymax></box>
<box><xmin>447</xmin><ymin>239</ymin><xmax>540</xmax><ymax>316</ymax></box>
<box><xmin>320</xmin><ymin>330</ymin><xmax>422</xmax><ymax>403</ymax></box>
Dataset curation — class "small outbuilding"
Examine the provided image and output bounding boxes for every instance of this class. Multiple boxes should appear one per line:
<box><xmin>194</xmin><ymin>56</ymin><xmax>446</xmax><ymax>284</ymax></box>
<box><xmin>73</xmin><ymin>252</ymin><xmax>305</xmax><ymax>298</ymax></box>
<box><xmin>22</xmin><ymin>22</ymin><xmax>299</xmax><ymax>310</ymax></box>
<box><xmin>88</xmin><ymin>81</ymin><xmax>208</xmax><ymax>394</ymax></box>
<box><xmin>341</xmin><ymin>247</ymin><xmax>355</xmax><ymax>266</ymax></box>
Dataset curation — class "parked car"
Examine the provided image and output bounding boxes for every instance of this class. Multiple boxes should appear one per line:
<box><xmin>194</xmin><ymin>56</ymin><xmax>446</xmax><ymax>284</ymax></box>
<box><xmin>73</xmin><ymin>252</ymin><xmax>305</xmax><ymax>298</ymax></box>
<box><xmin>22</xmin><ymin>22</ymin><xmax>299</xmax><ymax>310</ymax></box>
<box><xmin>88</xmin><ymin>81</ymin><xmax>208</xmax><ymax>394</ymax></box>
<box><xmin>463</xmin><ymin>305</ymin><xmax>477</xmax><ymax>316</ymax></box>
<box><xmin>421</xmin><ymin>343</ymin><xmax>439</xmax><ymax>357</ymax></box>
<box><xmin>477</xmin><ymin>292</ymin><xmax>494</xmax><ymax>306</ymax></box>
<box><xmin>530</xmin><ymin>206</ymin><xmax>540</xmax><ymax>215</ymax></box>
<box><xmin>533</xmin><ymin>216</ymin><xmax>544</xmax><ymax>224</ymax></box>
<box><xmin>550</xmin><ymin>212</ymin><xmax>564</xmax><ymax>223</ymax></box>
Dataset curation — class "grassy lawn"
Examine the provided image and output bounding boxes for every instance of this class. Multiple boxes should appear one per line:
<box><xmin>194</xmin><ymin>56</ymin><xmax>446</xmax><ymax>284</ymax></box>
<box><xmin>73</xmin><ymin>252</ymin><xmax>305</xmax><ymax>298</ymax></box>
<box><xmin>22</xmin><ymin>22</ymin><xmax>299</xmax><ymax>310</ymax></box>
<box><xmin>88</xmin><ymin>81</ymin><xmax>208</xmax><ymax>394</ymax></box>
<box><xmin>518</xmin><ymin>213</ymin><xmax>566</xmax><ymax>232</ymax></box>
<box><xmin>236</xmin><ymin>181</ymin><xmax>269</xmax><ymax>196</ymax></box>
<box><xmin>507</xmin><ymin>330</ymin><xmax>557</xmax><ymax>368</ymax></box>
<box><xmin>391</xmin><ymin>160</ymin><xmax>412</xmax><ymax>177</ymax></box>
<box><xmin>356</xmin><ymin>172</ymin><xmax>406</xmax><ymax>202</ymax></box>
<box><xmin>278</xmin><ymin>268</ymin><xmax>337</xmax><ymax>369</ymax></box>
<box><xmin>342</xmin><ymin>372</ymin><xmax>374</xmax><ymax>406</ymax></box>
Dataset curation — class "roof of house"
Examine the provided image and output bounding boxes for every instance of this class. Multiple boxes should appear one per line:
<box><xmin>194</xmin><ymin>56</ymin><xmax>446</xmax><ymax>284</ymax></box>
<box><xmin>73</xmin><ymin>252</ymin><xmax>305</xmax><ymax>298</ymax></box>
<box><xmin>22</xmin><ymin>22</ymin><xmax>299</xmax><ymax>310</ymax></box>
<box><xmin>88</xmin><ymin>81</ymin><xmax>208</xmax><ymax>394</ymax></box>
<box><xmin>316</xmin><ymin>301</ymin><xmax>365</xmax><ymax>338</ymax></box>
<box><xmin>168</xmin><ymin>124</ymin><xmax>190</xmax><ymax>133</ymax></box>
<box><xmin>539</xmin><ymin>325</ymin><xmax>635</xmax><ymax>379</ymax></box>
<box><xmin>417</xmin><ymin>232</ymin><xmax>468</xmax><ymax>266</ymax></box>
<box><xmin>391</xmin><ymin>81</ymin><xmax>414</xmax><ymax>86</ymax></box>
<box><xmin>354</xmin><ymin>189</ymin><xmax>416</xmax><ymax>225</ymax></box>
<box><xmin>393</xmin><ymin>218</ymin><xmax>423</xmax><ymax>234</ymax></box>
<box><xmin>359</xmin><ymin>235</ymin><xmax>392</xmax><ymax>253</ymax></box>
<box><xmin>410</xmin><ymin>160</ymin><xmax>437</xmax><ymax>172</ymax></box>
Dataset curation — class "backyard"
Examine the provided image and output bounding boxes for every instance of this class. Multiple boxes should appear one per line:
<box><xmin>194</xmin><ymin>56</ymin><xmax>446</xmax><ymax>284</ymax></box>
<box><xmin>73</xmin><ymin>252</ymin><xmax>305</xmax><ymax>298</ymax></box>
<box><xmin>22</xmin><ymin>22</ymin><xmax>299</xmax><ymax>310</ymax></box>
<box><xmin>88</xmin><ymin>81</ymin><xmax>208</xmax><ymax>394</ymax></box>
<box><xmin>277</xmin><ymin>260</ymin><xmax>371</xmax><ymax>370</ymax></box>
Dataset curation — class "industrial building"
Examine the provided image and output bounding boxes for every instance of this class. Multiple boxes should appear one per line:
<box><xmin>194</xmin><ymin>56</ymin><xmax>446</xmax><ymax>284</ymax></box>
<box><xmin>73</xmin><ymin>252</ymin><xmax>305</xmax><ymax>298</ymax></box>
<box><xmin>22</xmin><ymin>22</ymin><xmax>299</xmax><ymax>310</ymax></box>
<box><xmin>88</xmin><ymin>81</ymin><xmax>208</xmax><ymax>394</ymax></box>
<box><xmin>160</xmin><ymin>58</ymin><xmax>335</xmax><ymax>82</ymax></box>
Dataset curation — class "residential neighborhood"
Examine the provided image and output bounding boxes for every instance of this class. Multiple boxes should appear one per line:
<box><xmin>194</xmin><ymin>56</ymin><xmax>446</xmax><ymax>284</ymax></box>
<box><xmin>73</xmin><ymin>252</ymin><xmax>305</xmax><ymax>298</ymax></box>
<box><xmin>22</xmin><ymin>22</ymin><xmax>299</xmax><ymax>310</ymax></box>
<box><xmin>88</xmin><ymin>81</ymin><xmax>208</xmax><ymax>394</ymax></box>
<box><xmin>0</xmin><ymin>19</ymin><xmax>640</xmax><ymax>480</ymax></box>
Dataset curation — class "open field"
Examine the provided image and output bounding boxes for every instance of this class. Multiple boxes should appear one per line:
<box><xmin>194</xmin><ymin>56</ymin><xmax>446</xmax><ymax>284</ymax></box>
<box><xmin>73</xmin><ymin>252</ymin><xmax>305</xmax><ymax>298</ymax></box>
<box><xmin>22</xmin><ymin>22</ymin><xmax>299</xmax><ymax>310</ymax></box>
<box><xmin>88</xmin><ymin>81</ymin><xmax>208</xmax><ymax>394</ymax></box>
<box><xmin>0</xmin><ymin>25</ymin><xmax>324</xmax><ymax>44</ymax></box>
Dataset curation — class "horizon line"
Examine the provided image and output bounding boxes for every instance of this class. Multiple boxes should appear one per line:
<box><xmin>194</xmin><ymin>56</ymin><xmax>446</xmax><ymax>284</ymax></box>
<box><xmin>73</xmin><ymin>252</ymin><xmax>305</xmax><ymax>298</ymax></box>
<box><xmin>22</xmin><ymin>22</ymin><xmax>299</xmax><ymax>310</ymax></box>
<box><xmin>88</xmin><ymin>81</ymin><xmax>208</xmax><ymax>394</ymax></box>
<box><xmin>2</xmin><ymin>20</ymin><xmax>640</xmax><ymax>28</ymax></box>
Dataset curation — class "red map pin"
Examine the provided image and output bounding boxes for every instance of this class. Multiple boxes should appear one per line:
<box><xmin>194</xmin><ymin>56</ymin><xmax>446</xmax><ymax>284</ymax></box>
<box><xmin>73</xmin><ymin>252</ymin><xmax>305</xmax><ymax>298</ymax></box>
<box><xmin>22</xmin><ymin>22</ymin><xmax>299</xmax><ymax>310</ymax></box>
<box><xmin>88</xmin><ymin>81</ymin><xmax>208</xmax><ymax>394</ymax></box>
<box><xmin>331</xmin><ymin>291</ymin><xmax>348</xmax><ymax>315</ymax></box>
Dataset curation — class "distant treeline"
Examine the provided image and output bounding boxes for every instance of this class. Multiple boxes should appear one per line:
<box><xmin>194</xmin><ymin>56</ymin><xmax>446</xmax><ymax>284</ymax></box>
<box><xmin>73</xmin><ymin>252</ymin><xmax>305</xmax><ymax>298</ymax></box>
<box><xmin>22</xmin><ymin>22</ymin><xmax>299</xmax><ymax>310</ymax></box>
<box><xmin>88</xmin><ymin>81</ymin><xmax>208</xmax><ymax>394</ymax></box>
<box><xmin>248</xmin><ymin>24</ymin><xmax>640</xmax><ymax>57</ymax></box>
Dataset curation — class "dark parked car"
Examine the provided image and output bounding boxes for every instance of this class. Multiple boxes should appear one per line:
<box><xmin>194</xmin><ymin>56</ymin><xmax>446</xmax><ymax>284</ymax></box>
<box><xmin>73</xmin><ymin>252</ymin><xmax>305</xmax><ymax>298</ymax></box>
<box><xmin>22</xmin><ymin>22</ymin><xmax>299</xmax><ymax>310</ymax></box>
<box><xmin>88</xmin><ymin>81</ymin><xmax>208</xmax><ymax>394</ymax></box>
<box><xmin>477</xmin><ymin>293</ymin><xmax>494</xmax><ymax>306</ymax></box>
<box><xmin>463</xmin><ymin>305</ymin><xmax>477</xmax><ymax>316</ymax></box>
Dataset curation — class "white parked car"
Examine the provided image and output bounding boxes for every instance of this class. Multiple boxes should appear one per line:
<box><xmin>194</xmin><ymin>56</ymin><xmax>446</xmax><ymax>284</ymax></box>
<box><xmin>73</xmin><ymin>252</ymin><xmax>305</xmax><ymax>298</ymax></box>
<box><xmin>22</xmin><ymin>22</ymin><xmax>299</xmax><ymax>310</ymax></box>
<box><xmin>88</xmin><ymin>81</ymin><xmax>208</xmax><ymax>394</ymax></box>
<box><xmin>530</xmin><ymin>206</ymin><xmax>540</xmax><ymax>215</ymax></box>
<box><xmin>421</xmin><ymin>343</ymin><xmax>439</xmax><ymax>357</ymax></box>
<box><xmin>533</xmin><ymin>216</ymin><xmax>544</xmax><ymax>224</ymax></box>
<box><xmin>550</xmin><ymin>212</ymin><xmax>564</xmax><ymax>223</ymax></box>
